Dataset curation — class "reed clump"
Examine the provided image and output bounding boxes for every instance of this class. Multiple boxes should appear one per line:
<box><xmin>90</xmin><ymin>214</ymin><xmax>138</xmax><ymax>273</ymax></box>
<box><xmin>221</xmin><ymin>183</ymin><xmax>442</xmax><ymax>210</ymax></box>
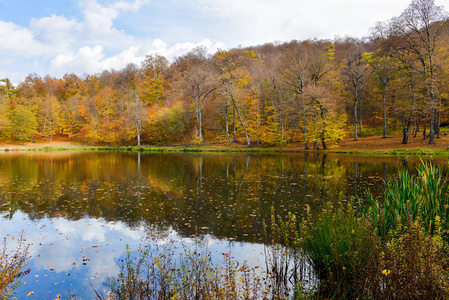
<box><xmin>362</xmin><ymin>162</ymin><xmax>449</xmax><ymax>240</ymax></box>
<box><xmin>295</xmin><ymin>162</ymin><xmax>449</xmax><ymax>299</ymax></box>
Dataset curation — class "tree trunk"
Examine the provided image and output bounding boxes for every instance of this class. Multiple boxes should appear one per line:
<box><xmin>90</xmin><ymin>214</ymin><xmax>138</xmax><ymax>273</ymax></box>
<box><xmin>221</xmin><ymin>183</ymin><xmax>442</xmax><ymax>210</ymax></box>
<box><xmin>136</xmin><ymin>123</ymin><xmax>141</xmax><ymax>146</ymax></box>
<box><xmin>302</xmin><ymin>91</ymin><xmax>308</xmax><ymax>149</ymax></box>
<box><xmin>231</xmin><ymin>97</ymin><xmax>251</xmax><ymax>146</ymax></box>
<box><xmin>233</xmin><ymin>106</ymin><xmax>236</xmax><ymax>143</ymax></box>
<box><xmin>198</xmin><ymin>109</ymin><xmax>203</xmax><ymax>141</ymax></box>
<box><xmin>436</xmin><ymin>103</ymin><xmax>441</xmax><ymax>138</ymax></box>
<box><xmin>354</xmin><ymin>90</ymin><xmax>358</xmax><ymax>141</ymax></box>
<box><xmin>359</xmin><ymin>106</ymin><xmax>363</xmax><ymax>135</ymax></box>
<box><xmin>225</xmin><ymin>101</ymin><xmax>231</xmax><ymax>143</ymax></box>
<box><xmin>413</xmin><ymin>115</ymin><xmax>420</xmax><ymax>138</ymax></box>
<box><xmin>423</xmin><ymin>111</ymin><xmax>428</xmax><ymax>140</ymax></box>
<box><xmin>429</xmin><ymin>108</ymin><xmax>435</xmax><ymax>144</ymax></box>
<box><xmin>290</xmin><ymin>119</ymin><xmax>299</xmax><ymax>143</ymax></box>
<box><xmin>382</xmin><ymin>87</ymin><xmax>387</xmax><ymax>138</ymax></box>
<box><xmin>321</xmin><ymin>137</ymin><xmax>327</xmax><ymax>150</ymax></box>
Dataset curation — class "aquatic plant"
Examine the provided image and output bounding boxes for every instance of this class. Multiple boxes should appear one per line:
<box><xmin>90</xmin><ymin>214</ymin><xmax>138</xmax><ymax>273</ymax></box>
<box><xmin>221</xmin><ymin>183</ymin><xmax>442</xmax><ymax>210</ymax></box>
<box><xmin>98</xmin><ymin>240</ymin><xmax>266</xmax><ymax>300</ymax></box>
<box><xmin>363</xmin><ymin>162</ymin><xmax>449</xmax><ymax>239</ymax></box>
<box><xmin>299</xmin><ymin>201</ymin><xmax>381</xmax><ymax>298</ymax></box>
<box><xmin>0</xmin><ymin>232</ymin><xmax>30</xmax><ymax>298</ymax></box>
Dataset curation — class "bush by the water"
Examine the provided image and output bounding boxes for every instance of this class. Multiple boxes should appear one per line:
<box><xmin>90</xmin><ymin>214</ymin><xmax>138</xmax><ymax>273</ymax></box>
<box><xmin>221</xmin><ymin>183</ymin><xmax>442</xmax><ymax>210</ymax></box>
<box><xmin>0</xmin><ymin>233</ymin><xmax>30</xmax><ymax>298</ymax></box>
<box><xmin>295</xmin><ymin>162</ymin><xmax>449</xmax><ymax>299</ymax></box>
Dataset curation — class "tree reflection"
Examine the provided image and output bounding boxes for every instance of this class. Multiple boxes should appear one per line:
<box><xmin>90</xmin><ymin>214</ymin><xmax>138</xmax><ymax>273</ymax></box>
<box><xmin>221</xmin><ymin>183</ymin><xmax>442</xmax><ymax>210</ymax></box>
<box><xmin>0</xmin><ymin>152</ymin><xmax>444</xmax><ymax>243</ymax></box>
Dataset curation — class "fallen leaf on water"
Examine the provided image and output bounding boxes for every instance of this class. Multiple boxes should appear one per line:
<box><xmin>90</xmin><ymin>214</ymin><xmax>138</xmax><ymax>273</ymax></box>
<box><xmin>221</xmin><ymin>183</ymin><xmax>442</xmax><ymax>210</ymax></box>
<box><xmin>27</xmin><ymin>291</ymin><xmax>34</xmax><ymax>296</ymax></box>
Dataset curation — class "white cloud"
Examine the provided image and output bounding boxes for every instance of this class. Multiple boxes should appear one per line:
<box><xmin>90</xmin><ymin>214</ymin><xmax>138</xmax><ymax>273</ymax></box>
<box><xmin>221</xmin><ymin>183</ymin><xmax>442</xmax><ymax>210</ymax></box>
<box><xmin>113</xmin><ymin>0</ymin><xmax>151</xmax><ymax>12</ymax></box>
<box><xmin>0</xmin><ymin>21</ymin><xmax>46</xmax><ymax>55</ymax></box>
<box><xmin>50</xmin><ymin>45</ymin><xmax>145</xmax><ymax>75</ymax></box>
<box><xmin>201</xmin><ymin>0</ymin><xmax>415</xmax><ymax>45</ymax></box>
<box><xmin>4</xmin><ymin>0</ymin><xmax>430</xmax><ymax>83</ymax></box>
<box><xmin>79</xmin><ymin>0</ymin><xmax>150</xmax><ymax>36</ymax></box>
<box><xmin>50</xmin><ymin>39</ymin><xmax>225</xmax><ymax>75</ymax></box>
<box><xmin>145</xmin><ymin>38</ymin><xmax>226</xmax><ymax>60</ymax></box>
<box><xmin>29</xmin><ymin>14</ymin><xmax>78</xmax><ymax>48</ymax></box>
<box><xmin>51</xmin><ymin>45</ymin><xmax>105</xmax><ymax>74</ymax></box>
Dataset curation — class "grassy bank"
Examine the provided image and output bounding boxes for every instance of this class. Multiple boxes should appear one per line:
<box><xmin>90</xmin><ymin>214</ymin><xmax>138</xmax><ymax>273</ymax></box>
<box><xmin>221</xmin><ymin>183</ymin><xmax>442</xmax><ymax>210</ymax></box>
<box><xmin>1</xmin><ymin>133</ymin><xmax>449</xmax><ymax>156</ymax></box>
<box><xmin>2</xmin><ymin>144</ymin><xmax>449</xmax><ymax>157</ymax></box>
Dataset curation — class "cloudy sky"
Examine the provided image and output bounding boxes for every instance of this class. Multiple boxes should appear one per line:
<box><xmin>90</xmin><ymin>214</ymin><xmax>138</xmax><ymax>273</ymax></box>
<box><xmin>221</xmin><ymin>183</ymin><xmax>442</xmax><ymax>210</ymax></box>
<box><xmin>0</xmin><ymin>0</ymin><xmax>444</xmax><ymax>83</ymax></box>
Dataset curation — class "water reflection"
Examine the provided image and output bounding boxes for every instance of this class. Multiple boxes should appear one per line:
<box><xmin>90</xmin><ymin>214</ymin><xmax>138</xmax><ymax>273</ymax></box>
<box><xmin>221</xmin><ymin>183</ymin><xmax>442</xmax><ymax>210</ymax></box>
<box><xmin>0</xmin><ymin>152</ymin><xmax>445</xmax><ymax>298</ymax></box>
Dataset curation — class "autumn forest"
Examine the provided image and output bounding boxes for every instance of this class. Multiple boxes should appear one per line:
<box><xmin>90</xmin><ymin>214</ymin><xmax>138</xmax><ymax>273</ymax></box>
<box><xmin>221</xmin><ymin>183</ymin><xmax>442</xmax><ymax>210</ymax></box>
<box><xmin>0</xmin><ymin>0</ymin><xmax>448</xmax><ymax>149</ymax></box>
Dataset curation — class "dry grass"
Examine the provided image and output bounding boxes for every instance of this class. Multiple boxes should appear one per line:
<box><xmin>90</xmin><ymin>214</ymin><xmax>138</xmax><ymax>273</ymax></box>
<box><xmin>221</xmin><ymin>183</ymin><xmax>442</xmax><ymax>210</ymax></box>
<box><xmin>335</xmin><ymin>133</ymin><xmax>449</xmax><ymax>151</ymax></box>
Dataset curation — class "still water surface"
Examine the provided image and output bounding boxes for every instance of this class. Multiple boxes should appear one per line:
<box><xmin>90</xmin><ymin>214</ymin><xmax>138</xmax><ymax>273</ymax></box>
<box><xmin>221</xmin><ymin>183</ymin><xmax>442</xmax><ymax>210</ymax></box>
<box><xmin>0</xmin><ymin>152</ymin><xmax>445</xmax><ymax>298</ymax></box>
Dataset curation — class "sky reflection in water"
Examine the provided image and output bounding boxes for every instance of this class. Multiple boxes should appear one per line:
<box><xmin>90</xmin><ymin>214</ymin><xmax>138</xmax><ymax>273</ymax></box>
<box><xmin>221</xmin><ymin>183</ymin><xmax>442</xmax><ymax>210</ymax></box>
<box><xmin>0</xmin><ymin>152</ymin><xmax>443</xmax><ymax>298</ymax></box>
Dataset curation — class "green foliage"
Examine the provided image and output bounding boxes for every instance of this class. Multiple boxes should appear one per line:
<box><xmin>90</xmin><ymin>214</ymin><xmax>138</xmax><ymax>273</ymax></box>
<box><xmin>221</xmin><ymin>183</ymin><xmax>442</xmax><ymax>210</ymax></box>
<box><xmin>377</xmin><ymin>218</ymin><xmax>449</xmax><ymax>299</ymax></box>
<box><xmin>8</xmin><ymin>105</ymin><xmax>38</xmax><ymax>144</ymax></box>
<box><xmin>357</xmin><ymin>127</ymin><xmax>383</xmax><ymax>137</ymax></box>
<box><xmin>0</xmin><ymin>78</ymin><xmax>17</xmax><ymax>100</ymax></box>
<box><xmin>147</xmin><ymin>102</ymin><xmax>187</xmax><ymax>145</ymax></box>
<box><xmin>299</xmin><ymin>201</ymin><xmax>381</xmax><ymax>298</ymax></box>
<box><xmin>296</xmin><ymin>199</ymin><xmax>449</xmax><ymax>299</ymax></box>
<box><xmin>362</xmin><ymin>162</ymin><xmax>449</xmax><ymax>239</ymax></box>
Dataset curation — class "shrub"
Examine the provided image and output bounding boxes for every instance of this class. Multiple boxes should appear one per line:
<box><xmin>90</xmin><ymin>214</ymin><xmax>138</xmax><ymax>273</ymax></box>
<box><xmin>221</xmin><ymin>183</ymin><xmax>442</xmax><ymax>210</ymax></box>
<box><xmin>374</xmin><ymin>218</ymin><xmax>449</xmax><ymax>299</ymax></box>
<box><xmin>0</xmin><ymin>233</ymin><xmax>30</xmax><ymax>298</ymax></box>
<box><xmin>299</xmin><ymin>201</ymin><xmax>381</xmax><ymax>298</ymax></box>
<box><xmin>100</xmin><ymin>241</ymin><xmax>265</xmax><ymax>300</ymax></box>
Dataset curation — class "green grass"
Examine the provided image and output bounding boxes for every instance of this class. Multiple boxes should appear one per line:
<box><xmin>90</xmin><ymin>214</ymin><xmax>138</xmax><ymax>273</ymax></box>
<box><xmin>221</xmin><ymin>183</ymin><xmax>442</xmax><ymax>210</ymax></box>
<box><xmin>362</xmin><ymin>161</ymin><xmax>449</xmax><ymax>239</ymax></box>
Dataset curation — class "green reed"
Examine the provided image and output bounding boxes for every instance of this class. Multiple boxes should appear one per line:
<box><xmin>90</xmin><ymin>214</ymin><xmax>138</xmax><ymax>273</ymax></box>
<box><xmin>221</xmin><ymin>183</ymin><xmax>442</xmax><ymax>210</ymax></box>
<box><xmin>362</xmin><ymin>162</ymin><xmax>449</xmax><ymax>239</ymax></box>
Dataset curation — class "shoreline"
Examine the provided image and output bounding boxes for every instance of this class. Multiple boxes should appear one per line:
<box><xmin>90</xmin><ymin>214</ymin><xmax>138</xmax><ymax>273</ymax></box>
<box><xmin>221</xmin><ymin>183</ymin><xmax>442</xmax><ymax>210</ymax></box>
<box><xmin>0</xmin><ymin>133</ymin><xmax>448</xmax><ymax>156</ymax></box>
<box><xmin>0</xmin><ymin>145</ymin><xmax>448</xmax><ymax>157</ymax></box>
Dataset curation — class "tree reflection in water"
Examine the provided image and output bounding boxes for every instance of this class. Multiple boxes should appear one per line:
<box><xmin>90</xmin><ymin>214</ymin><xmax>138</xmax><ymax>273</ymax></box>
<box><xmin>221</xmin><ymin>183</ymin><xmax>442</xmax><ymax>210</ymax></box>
<box><xmin>0</xmin><ymin>152</ymin><xmax>444</xmax><ymax>298</ymax></box>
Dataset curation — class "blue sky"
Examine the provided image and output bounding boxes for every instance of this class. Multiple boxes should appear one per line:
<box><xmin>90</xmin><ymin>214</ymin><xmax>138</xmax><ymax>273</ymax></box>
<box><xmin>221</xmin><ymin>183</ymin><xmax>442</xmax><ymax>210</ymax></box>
<box><xmin>0</xmin><ymin>0</ymin><xmax>444</xmax><ymax>84</ymax></box>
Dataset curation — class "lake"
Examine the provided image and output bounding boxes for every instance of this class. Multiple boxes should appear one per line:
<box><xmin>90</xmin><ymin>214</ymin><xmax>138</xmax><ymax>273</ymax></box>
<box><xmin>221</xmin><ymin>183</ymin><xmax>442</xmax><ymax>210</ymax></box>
<box><xmin>0</xmin><ymin>152</ymin><xmax>444</xmax><ymax>298</ymax></box>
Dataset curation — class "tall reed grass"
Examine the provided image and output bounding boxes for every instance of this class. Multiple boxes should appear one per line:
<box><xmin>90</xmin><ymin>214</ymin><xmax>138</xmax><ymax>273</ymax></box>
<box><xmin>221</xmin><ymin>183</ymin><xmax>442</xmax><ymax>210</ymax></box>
<box><xmin>362</xmin><ymin>162</ymin><xmax>449</xmax><ymax>239</ymax></box>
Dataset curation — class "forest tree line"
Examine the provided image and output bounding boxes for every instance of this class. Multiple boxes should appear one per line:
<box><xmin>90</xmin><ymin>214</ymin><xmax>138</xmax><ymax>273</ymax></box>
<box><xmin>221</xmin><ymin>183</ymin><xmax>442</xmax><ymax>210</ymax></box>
<box><xmin>0</xmin><ymin>0</ymin><xmax>448</xmax><ymax>148</ymax></box>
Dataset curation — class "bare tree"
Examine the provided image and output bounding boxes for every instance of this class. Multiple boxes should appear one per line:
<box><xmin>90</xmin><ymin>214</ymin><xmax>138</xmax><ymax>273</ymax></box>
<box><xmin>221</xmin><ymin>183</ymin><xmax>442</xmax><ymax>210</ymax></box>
<box><xmin>367</xmin><ymin>22</ymin><xmax>399</xmax><ymax>139</ymax></box>
<box><xmin>340</xmin><ymin>39</ymin><xmax>368</xmax><ymax>141</ymax></box>
<box><xmin>124</xmin><ymin>90</ymin><xmax>147</xmax><ymax>145</ymax></box>
<box><xmin>182</xmin><ymin>49</ymin><xmax>217</xmax><ymax>142</ymax></box>
<box><xmin>391</xmin><ymin>0</ymin><xmax>447</xmax><ymax>144</ymax></box>
<box><xmin>281</xmin><ymin>42</ymin><xmax>310</xmax><ymax>149</ymax></box>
